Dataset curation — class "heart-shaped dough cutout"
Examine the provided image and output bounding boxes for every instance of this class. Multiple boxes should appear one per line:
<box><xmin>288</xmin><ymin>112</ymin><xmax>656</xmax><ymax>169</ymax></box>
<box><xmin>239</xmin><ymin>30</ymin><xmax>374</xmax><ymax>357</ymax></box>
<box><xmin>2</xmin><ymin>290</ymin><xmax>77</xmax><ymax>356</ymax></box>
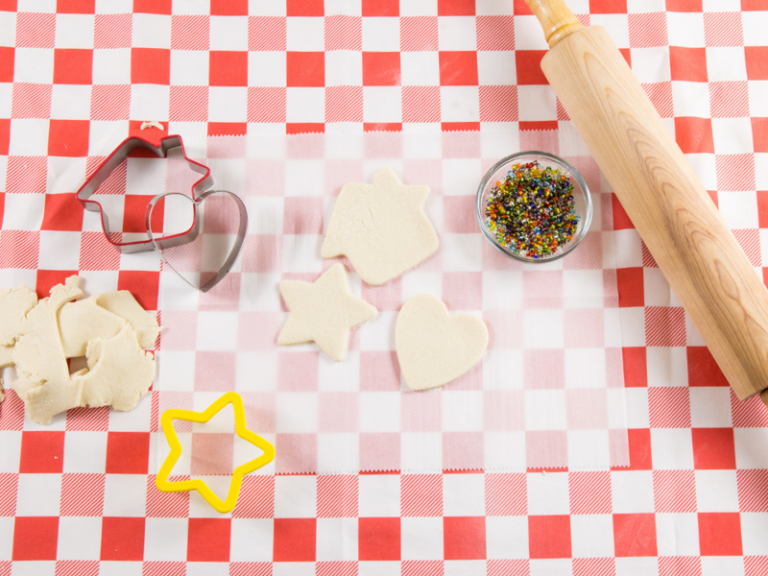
<box><xmin>396</xmin><ymin>294</ymin><xmax>489</xmax><ymax>391</ymax></box>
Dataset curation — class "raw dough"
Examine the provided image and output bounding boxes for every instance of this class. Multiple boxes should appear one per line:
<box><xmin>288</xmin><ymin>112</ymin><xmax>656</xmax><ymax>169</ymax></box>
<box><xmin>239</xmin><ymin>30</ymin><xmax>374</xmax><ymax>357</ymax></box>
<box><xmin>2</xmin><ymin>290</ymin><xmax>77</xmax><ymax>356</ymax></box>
<box><xmin>396</xmin><ymin>294</ymin><xmax>488</xmax><ymax>391</ymax></box>
<box><xmin>278</xmin><ymin>263</ymin><xmax>377</xmax><ymax>361</ymax></box>
<box><xmin>0</xmin><ymin>285</ymin><xmax>37</xmax><ymax>346</ymax></box>
<box><xmin>321</xmin><ymin>167</ymin><xmax>439</xmax><ymax>286</ymax></box>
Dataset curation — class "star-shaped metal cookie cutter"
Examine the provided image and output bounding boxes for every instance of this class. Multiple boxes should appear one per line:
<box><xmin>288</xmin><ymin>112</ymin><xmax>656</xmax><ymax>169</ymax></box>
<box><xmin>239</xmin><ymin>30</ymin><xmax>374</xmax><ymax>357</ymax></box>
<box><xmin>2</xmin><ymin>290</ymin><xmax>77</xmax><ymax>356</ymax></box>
<box><xmin>156</xmin><ymin>392</ymin><xmax>275</xmax><ymax>514</ymax></box>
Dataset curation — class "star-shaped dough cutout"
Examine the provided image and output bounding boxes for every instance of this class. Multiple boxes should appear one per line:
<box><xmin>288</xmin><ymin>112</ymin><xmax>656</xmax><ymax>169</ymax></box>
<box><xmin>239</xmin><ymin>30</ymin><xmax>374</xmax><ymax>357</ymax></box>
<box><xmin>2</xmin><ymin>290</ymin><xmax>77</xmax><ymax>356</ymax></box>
<box><xmin>278</xmin><ymin>263</ymin><xmax>377</xmax><ymax>361</ymax></box>
<box><xmin>155</xmin><ymin>392</ymin><xmax>275</xmax><ymax>514</ymax></box>
<box><xmin>322</xmin><ymin>167</ymin><xmax>439</xmax><ymax>286</ymax></box>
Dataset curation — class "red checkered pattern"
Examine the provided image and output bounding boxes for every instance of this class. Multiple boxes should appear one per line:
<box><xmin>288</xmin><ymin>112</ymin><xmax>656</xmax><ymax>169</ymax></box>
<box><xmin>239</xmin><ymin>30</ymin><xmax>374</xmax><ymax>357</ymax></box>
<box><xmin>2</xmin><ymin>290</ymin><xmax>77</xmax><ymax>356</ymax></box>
<box><xmin>1</xmin><ymin>1</ymin><xmax>768</xmax><ymax>573</ymax></box>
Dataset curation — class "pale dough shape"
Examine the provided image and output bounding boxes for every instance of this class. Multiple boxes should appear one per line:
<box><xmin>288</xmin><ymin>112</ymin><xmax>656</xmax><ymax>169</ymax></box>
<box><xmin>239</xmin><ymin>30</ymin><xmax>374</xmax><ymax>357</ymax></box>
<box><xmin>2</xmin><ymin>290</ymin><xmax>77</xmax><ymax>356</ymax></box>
<box><xmin>278</xmin><ymin>263</ymin><xmax>378</xmax><ymax>361</ymax></box>
<box><xmin>0</xmin><ymin>285</ymin><xmax>38</xmax><ymax>346</ymax></box>
<box><xmin>396</xmin><ymin>294</ymin><xmax>489</xmax><ymax>391</ymax></box>
<box><xmin>25</xmin><ymin>325</ymin><xmax>155</xmax><ymax>425</ymax></box>
<box><xmin>94</xmin><ymin>291</ymin><xmax>160</xmax><ymax>349</ymax></box>
<box><xmin>0</xmin><ymin>346</ymin><xmax>14</xmax><ymax>370</ymax></box>
<box><xmin>321</xmin><ymin>167</ymin><xmax>439</xmax><ymax>286</ymax></box>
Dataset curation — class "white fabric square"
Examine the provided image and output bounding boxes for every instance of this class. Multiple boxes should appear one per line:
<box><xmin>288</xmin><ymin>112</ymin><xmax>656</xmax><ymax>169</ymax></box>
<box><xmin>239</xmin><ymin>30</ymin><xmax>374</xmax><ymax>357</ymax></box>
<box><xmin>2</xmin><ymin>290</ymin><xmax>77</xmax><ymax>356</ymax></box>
<box><xmin>438</xmin><ymin>16</ymin><xmax>476</xmax><ymax>51</ymax></box>
<box><xmin>103</xmin><ymin>474</ymin><xmax>147</xmax><ymax>516</ymax></box>
<box><xmin>108</xmin><ymin>396</ymin><xmax>152</xmax><ymax>432</ymax></box>
<box><xmin>359</xmin><ymin>392</ymin><xmax>400</xmax><ymax>432</ymax></box>
<box><xmin>0</xmin><ymin>518</ymin><xmax>11</xmax><ymax>560</ymax></box>
<box><xmin>401</xmin><ymin>272</ymin><xmax>442</xmax><ymax>303</ymax></box>
<box><xmin>248</xmin><ymin>51</ymin><xmax>287</xmax><ymax>87</ymax></box>
<box><xmin>442</xmin><ymin>391</ymin><xmax>483</xmax><ymax>432</ymax></box>
<box><xmin>55</xmin><ymin>14</ymin><xmax>94</xmax><ymax>48</ymax></box>
<box><xmin>196</xmin><ymin>311</ymin><xmax>239</xmax><ymax>350</ymax></box>
<box><xmin>46</xmin><ymin>156</ymin><xmax>86</xmax><ymax>195</ymax></box>
<box><xmin>590</xmin><ymin>15</ymin><xmax>629</xmax><ymax>48</ymax></box>
<box><xmin>568</xmin><ymin>430</ymin><xmax>611</xmax><ymax>469</ymax></box>
<box><xmin>480</xmin><ymin>129</ymin><xmax>520</xmax><ymax>159</ymax></box>
<box><xmin>441</xmin><ymin>233</ymin><xmax>483</xmax><ymax>272</ymax></box>
<box><xmin>647</xmin><ymin>347</ymin><xmax>688</xmax><ymax>387</ymax></box>
<box><xmin>316</xmin><ymin>518</ymin><xmax>359</xmax><ymax>560</ymax></box>
<box><xmin>357</xmin><ymin>562</ymin><xmax>400</xmax><ymax>576</ymax></box>
<box><xmin>239</xmin><ymin>273</ymin><xmax>282</xmax><ymax>312</ymax></box>
<box><xmin>743</xmin><ymin>11</ymin><xmax>768</xmax><ymax>46</ymax></box>
<box><xmin>401</xmin><ymin>517</ymin><xmax>443</xmax><ymax>560</ymax></box>
<box><xmin>281</xmin><ymin>234</ymin><xmax>323</xmax><ymax>272</ymax></box>
<box><xmin>482</xmin><ymin>271</ymin><xmax>524</xmax><ymax>310</ymax></box>
<box><xmin>707</xmin><ymin>47</ymin><xmax>748</xmax><ymax>81</ymax></box>
<box><xmin>63</xmin><ymin>431</ymin><xmax>107</xmax><ymax>473</ymax></box>
<box><xmin>686</xmin><ymin>153</ymin><xmax>718</xmax><ymax>190</ymax></box>
<box><xmin>92</xmin><ymin>48</ymin><xmax>131</xmax><ymax>84</ymax></box>
<box><xmin>3</xmin><ymin>193</ymin><xmax>44</xmax><ymax>231</ymax></box>
<box><xmin>143</xmin><ymin>518</ymin><xmax>188</xmax><ymax>561</ymax></box>
<box><xmin>443</xmin><ymin>473</ymin><xmax>485</xmax><ymax>516</ymax></box>
<box><xmin>628</xmin><ymin>0</ymin><xmax>665</xmax><ymax>11</ymax></box>
<box><xmin>671</xmin><ymin>81</ymin><xmax>710</xmax><ymax>118</ymax></box>
<box><xmin>563</xmin><ymin>270</ymin><xmax>604</xmax><ymax>309</ymax></box>
<box><xmin>651</xmin><ymin>428</ymin><xmax>694</xmax><ymax>469</ymax></box>
<box><xmin>611</xmin><ymin>470</ymin><xmax>654</xmax><ymax>513</ymax></box>
<box><xmin>643</xmin><ymin>267</ymin><xmax>672</xmax><ymax>307</ymax></box>
<box><xmin>400</xmin><ymin>52</ymin><xmax>440</xmax><ymax>86</ymax></box>
<box><xmin>695</xmin><ymin>470</ymin><xmax>739</xmax><ymax>512</ymax></box>
<box><xmin>230</xmin><ymin>518</ymin><xmax>274</xmax><ymax>561</ymax></box>
<box><xmin>132</xmin><ymin>14</ymin><xmax>171</xmax><ymax>49</ymax></box>
<box><xmin>525</xmin><ymin>390</ymin><xmax>567</xmax><ymax>431</ymax></box>
<box><xmin>719</xmin><ymin>191</ymin><xmax>759</xmax><ymax>228</ymax></box>
<box><xmin>318</xmin><ymin>352</ymin><xmax>359</xmax><ymax>392</ymax></box>
<box><xmin>526</xmin><ymin>471</ymin><xmax>569</xmax><ymax>515</ymax></box>
<box><xmin>442</xmin><ymin>158</ymin><xmax>482</xmax><ymax>196</ymax></box>
<box><xmin>703</xmin><ymin>0</ymin><xmax>741</xmax><ymax>10</ymax></box>
<box><xmin>326</xmin><ymin>50</ymin><xmax>363</xmax><ymax>86</ymax></box>
<box><xmin>358</xmin><ymin>475</ymin><xmax>400</xmax><ymax>517</ymax></box>
<box><xmin>401</xmin><ymin>432</ymin><xmax>442</xmax><ymax>472</ymax></box>
<box><xmin>656</xmin><ymin>513</ymin><xmax>701</xmax><ymax>556</ymax></box>
<box><xmin>483</xmin><ymin>350</ymin><xmax>524</xmax><ymax>390</ymax></box>
<box><xmin>14</xmin><ymin>48</ymin><xmax>53</xmax><ymax>84</ymax></box>
<box><xmin>690</xmin><ymin>388</ymin><xmax>732</xmax><ymax>428</ymax></box>
<box><xmin>130</xmin><ymin>85</ymin><xmax>170</xmax><ymax>122</ymax></box>
<box><xmin>57</xmin><ymin>517</ymin><xmax>102</xmax><ymax>560</ymax></box>
<box><xmin>630</xmin><ymin>46</ymin><xmax>671</xmax><ymax>83</ymax></box>
<box><xmin>286</xmin><ymin>17</ymin><xmax>325</xmax><ymax>51</ymax></box>
<box><xmin>741</xmin><ymin>513</ymin><xmax>768</xmax><ymax>555</ymax></box>
<box><xmin>445</xmin><ymin>561</ymin><xmax>496</xmax><ymax>576</ymax></box>
<box><xmin>667</xmin><ymin>12</ymin><xmax>705</xmax><ymax>47</ymax></box>
<box><xmin>38</xmin><ymin>231</ymin><xmax>81</xmax><ymax>270</ymax></box>
<box><xmin>613</xmin><ymin>229</ymin><xmax>643</xmax><ymax>268</ymax></box>
<box><xmin>171</xmin><ymin>51</ymin><xmax>209</xmax><ymax>86</ymax></box>
<box><xmin>318</xmin><ymin>433</ymin><xmax>359</xmax><ymax>473</ymax></box>
<box><xmin>51</xmin><ymin>84</ymin><xmax>91</xmax><ymax>120</ymax></box>
<box><xmin>485</xmin><ymin>516</ymin><xmax>528</xmax><ymax>559</ymax></box>
<box><xmin>713</xmin><ymin>118</ymin><xmax>754</xmax><ymax>154</ymax></box>
<box><xmin>361</xmin><ymin>17</ymin><xmax>400</xmax><ymax>51</ymax></box>
<box><xmin>209</xmin><ymin>87</ymin><xmax>247</xmax><ymax>122</ymax></box>
<box><xmin>363</xmin><ymin>86</ymin><xmax>402</xmax><ymax>123</ymax></box>
<box><xmin>359</xmin><ymin>311</ymin><xmax>396</xmax><ymax>351</ymax></box>
<box><xmin>158</xmin><ymin>271</ymin><xmax>200</xmax><ymax>311</ymax></box>
<box><xmin>156</xmin><ymin>351</ymin><xmax>196</xmax><ymax>391</ymax></box>
<box><xmin>523</xmin><ymin>310</ymin><xmax>564</xmax><ymax>349</ymax></box>
<box><xmin>440</xmin><ymin>86</ymin><xmax>480</xmax><ymax>123</ymax></box>
<box><xmin>0</xmin><ymin>432</ymin><xmax>21</xmax><ymax>473</ymax></box>
<box><xmin>517</xmin><ymin>85</ymin><xmax>557</xmax><ymax>121</ymax></box>
<box><xmin>484</xmin><ymin>431</ymin><xmax>526</xmax><ymax>472</ymax></box>
<box><xmin>477</xmin><ymin>51</ymin><xmax>517</xmax><ymax>86</ymax></box>
<box><xmin>16</xmin><ymin>474</ymin><xmax>61</xmax><ymax>516</ymax></box>
<box><xmin>247</xmin><ymin>0</ymin><xmax>286</xmax><ymax>16</ymax></box>
<box><xmin>757</xmin><ymin>153</ymin><xmax>768</xmax><ymax>189</ymax></box>
<box><xmin>326</xmin><ymin>0</ymin><xmax>362</xmax><ymax>15</ymax></box>
<box><xmin>9</xmin><ymin>118</ymin><xmax>49</xmax><ymax>156</ymax></box>
<box><xmin>571</xmin><ymin>514</ymin><xmax>615</xmax><ymax>558</ymax></box>
<box><xmin>514</xmin><ymin>15</ymin><xmax>549</xmax><ymax>50</ymax></box>
<box><xmin>286</xmin><ymin>87</ymin><xmax>325</xmax><ymax>123</ymax></box>
<box><xmin>0</xmin><ymin>11</ymin><xmax>15</xmax><ymax>48</ymax></box>
<box><xmin>95</xmin><ymin>0</ymin><xmax>131</xmax><ymax>12</ymax></box>
<box><xmin>210</xmin><ymin>16</ymin><xmax>248</xmax><ymax>51</ymax></box>
<box><xmin>700</xmin><ymin>557</ymin><xmax>746</xmax><ymax>576</ymax></box>
<box><xmin>274</xmin><ymin>475</ymin><xmax>317</xmax><ymax>517</ymax></box>
<box><xmin>276</xmin><ymin>392</ymin><xmax>319</xmax><ymax>433</ymax></box>
<box><xmin>564</xmin><ymin>349</ymin><xmax>607</xmax><ymax>389</ymax></box>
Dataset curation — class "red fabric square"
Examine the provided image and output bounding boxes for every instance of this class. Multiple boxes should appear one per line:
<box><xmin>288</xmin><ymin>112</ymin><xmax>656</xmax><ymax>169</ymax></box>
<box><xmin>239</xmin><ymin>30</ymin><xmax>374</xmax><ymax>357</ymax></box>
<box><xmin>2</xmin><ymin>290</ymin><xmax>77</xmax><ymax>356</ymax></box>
<box><xmin>13</xmin><ymin>517</ymin><xmax>58</xmax><ymax>560</ymax></box>
<box><xmin>362</xmin><ymin>52</ymin><xmax>401</xmax><ymax>86</ymax></box>
<box><xmin>360</xmin><ymin>432</ymin><xmax>400</xmax><ymax>471</ymax></box>
<box><xmin>699</xmin><ymin>513</ymin><xmax>743</xmax><ymax>556</ymax></box>
<box><xmin>612</xmin><ymin>194</ymin><xmax>634</xmax><ymax>230</ymax></box>
<box><xmin>360</xmin><ymin>352</ymin><xmax>401</xmax><ymax>391</ymax></box>
<box><xmin>439</xmin><ymin>51</ymin><xmax>478</xmax><ymax>85</ymax></box>
<box><xmin>48</xmin><ymin>119</ymin><xmax>89</xmax><ymax>157</ymax></box>
<box><xmin>666</xmin><ymin>0</ymin><xmax>702</xmax><ymax>10</ymax></box>
<box><xmin>401</xmin><ymin>475</ymin><xmax>442</xmax><ymax>517</ymax></box>
<box><xmin>131</xmin><ymin>48</ymin><xmax>170</xmax><ymax>84</ymax></box>
<box><xmin>692</xmin><ymin>428</ymin><xmax>736</xmax><ymax>470</ymax></box>
<box><xmin>516</xmin><ymin>50</ymin><xmax>548</xmax><ymax>85</ymax></box>
<box><xmin>438</xmin><ymin>0</ymin><xmax>475</xmax><ymax>15</ymax></box>
<box><xmin>53</xmin><ymin>49</ymin><xmax>92</xmax><ymax>84</ymax></box>
<box><xmin>133</xmin><ymin>0</ymin><xmax>172</xmax><ymax>14</ymax></box>
<box><xmin>20</xmin><ymin>431</ymin><xmax>65</xmax><ymax>473</ymax></box>
<box><xmin>402</xmin><ymin>86</ymin><xmax>441</xmax><ymax>123</ymax></box>
<box><xmin>616</xmin><ymin>267</ymin><xmax>643</xmax><ymax>307</ymax></box>
<box><xmin>675</xmin><ymin>117</ymin><xmax>714</xmax><ymax>154</ymax></box>
<box><xmin>194</xmin><ymin>351</ymin><xmax>236</xmax><ymax>391</ymax></box>
<box><xmin>569</xmin><ymin>471</ymin><xmax>612</xmax><ymax>514</ymax></box>
<box><xmin>524</xmin><ymin>350</ymin><xmax>564</xmax><ymax>389</ymax></box>
<box><xmin>0</xmin><ymin>119</ymin><xmax>8</xmax><ymax>155</ymax></box>
<box><xmin>35</xmin><ymin>270</ymin><xmax>76</xmax><ymax>299</ymax></box>
<box><xmin>287</xmin><ymin>0</ymin><xmax>323</xmax><ymax>16</ymax></box>
<box><xmin>0</xmin><ymin>0</ymin><xmax>14</xmax><ymax>9</ymax></box>
<box><xmin>275</xmin><ymin>433</ymin><xmax>318</xmax><ymax>473</ymax></box>
<box><xmin>277</xmin><ymin>351</ymin><xmax>319</xmax><ymax>391</ymax></box>
<box><xmin>41</xmin><ymin>193</ymin><xmax>84</xmax><ymax>231</ymax></box>
<box><xmin>623</xmin><ymin>428</ymin><xmax>653</xmax><ymax>471</ymax></box>
<box><xmin>359</xmin><ymin>517</ymin><xmax>400</xmax><ymax>561</ymax></box>
<box><xmin>187</xmin><ymin>518</ymin><xmax>231</xmax><ymax>562</ymax></box>
<box><xmin>613</xmin><ymin>514</ymin><xmax>657</xmax><ymax>556</ymax></box>
<box><xmin>117</xmin><ymin>271</ymin><xmax>159</xmax><ymax>310</ymax></box>
<box><xmin>274</xmin><ymin>518</ymin><xmax>316</xmax><ymax>561</ymax></box>
<box><xmin>443</xmin><ymin>196</ymin><xmax>477</xmax><ymax>234</ymax></box>
<box><xmin>743</xmin><ymin>0</ymin><xmax>768</xmax><ymax>9</ymax></box>
<box><xmin>687</xmin><ymin>347</ymin><xmax>729</xmax><ymax>387</ymax></box>
<box><xmin>758</xmin><ymin>191</ymin><xmax>768</xmax><ymax>229</ymax></box>
<box><xmin>57</xmin><ymin>0</ymin><xmax>95</xmax><ymax>12</ymax></box>
<box><xmin>0</xmin><ymin>47</ymin><xmax>13</xmax><ymax>82</ymax></box>
<box><xmin>123</xmin><ymin>194</ymin><xmax>163</xmax><ymax>234</ymax></box>
<box><xmin>746</xmin><ymin>47</ymin><xmax>768</xmax><ymax>81</ymax></box>
<box><xmin>211</xmin><ymin>0</ymin><xmax>247</xmax><ymax>15</ymax></box>
<box><xmin>590</xmin><ymin>0</ymin><xmax>627</xmax><ymax>12</ymax></box>
<box><xmin>101</xmin><ymin>517</ymin><xmax>145</xmax><ymax>560</ymax></box>
<box><xmin>210</xmin><ymin>51</ymin><xmax>248</xmax><ymax>87</ymax></box>
<box><xmin>283</xmin><ymin>197</ymin><xmax>325</xmax><ymax>234</ymax></box>
<box><xmin>317</xmin><ymin>475</ymin><xmax>358</xmax><ymax>518</ymax></box>
<box><xmin>362</xmin><ymin>0</ymin><xmax>398</xmax><ymax>15</ymax></box>
<box><xmin>528</xmin><ymin>515</ymin><xmax>571</xmax><ymax>559</ymax></box>
<box><xmin>106</xmin><ymin>432</ymin><xmax>150</xmax><ymax>474</ymax></box>
<box><xmin>669</xmin><ymin>47</ymin><xmax>707</xmax><ymax>82</ymax></box>
<box><xmin>753</xmin><ymin>118</ymin><xmax>768</xmax><ymax>153</ymax></box>
<box><xmin>623</xmin><ymin>347</ymin><xmax>648</xmax><ymax>388</ymax></box>
<box><xmin>526</xmin><ymin>430</ymin><xmax>567</xmax><ymax>469</ymax></box>
<box><xmin>444</xmin><ymin>517</ymin><xmax>486</xmax><ymax>560</ymax></box>
<box><xmin>287</xmin><ymin>52</ymin><xmax>325</xmax><ymax>87</ymax></box>
<box><xmin>61</xmin><ymin>473</ymin><xmax>105</xmax><ymax>516</ymax></box>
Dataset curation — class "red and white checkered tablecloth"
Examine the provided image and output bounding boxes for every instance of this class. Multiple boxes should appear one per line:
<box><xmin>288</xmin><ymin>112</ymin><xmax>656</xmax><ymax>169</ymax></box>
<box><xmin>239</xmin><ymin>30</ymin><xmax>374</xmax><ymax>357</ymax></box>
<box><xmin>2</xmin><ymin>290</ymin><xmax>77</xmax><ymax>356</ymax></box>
<box><xmin>2</xmin><ymin>0</ymin><xmax>768</xmax><ymax>574</ymax></box>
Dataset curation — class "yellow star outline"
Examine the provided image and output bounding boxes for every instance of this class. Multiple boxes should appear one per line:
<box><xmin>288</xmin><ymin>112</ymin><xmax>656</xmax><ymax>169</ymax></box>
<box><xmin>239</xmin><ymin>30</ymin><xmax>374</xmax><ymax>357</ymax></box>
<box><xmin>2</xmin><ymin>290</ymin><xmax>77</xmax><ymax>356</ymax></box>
<box><xmin>155</xmin><ymin>392</ymin><xmax>275</xmax><ymax>514</ymax></box>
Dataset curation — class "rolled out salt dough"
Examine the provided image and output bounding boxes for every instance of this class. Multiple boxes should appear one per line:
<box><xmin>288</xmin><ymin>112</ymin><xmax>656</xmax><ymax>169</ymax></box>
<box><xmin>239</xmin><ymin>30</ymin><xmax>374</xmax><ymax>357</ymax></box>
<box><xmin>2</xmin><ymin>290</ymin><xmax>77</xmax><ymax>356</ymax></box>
<box><xmin>396</xmin><ymin>294</ymin><xmax>488</xmax><ymax>391</ymax></box>
<box><xmin>278</xmin><ymin>263</ymin><xmax>377</xmax><ymax>361</ymax></box>
<box><xmin>322</xmin><ymin>167</ymin><xmax>439</xmax><ymax>286</ymax></box>
<box><xmin>0</xmin><ymin>285</ymin><xmax>37</xmax><ymax>346</ymax></box>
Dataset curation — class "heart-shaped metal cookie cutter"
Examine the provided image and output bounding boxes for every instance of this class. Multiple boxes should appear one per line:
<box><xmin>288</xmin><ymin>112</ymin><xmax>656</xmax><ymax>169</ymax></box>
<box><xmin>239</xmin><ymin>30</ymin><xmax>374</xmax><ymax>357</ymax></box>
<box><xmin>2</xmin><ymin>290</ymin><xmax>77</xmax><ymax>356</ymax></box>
<box><xmin>76</xmin><ymin>134</ymin><xmax>248</xmax><ymax>292</ymax></box>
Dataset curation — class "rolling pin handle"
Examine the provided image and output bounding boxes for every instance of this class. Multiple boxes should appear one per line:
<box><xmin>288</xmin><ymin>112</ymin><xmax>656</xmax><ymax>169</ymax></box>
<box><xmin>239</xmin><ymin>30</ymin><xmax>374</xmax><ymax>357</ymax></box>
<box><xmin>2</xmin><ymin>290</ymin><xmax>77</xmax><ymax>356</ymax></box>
<box><xmin>524</xmin><ymin>0</ymin><xmax>584</xmax><ymax>48</ymax></box>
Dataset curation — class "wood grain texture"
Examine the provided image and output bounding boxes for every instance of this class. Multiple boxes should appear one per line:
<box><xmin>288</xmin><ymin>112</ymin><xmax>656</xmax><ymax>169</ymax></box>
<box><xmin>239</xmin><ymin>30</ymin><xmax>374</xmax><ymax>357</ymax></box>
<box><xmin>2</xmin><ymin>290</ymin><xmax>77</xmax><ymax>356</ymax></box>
<box><xmin>524</xmin><ymin>0</ymin><xmax>583</xmax><ymax>47</ymax></box>
<box><xmin>540</xmin><ymin>25</ymin><xmax>768</xmax><ymax>399</ymax></box>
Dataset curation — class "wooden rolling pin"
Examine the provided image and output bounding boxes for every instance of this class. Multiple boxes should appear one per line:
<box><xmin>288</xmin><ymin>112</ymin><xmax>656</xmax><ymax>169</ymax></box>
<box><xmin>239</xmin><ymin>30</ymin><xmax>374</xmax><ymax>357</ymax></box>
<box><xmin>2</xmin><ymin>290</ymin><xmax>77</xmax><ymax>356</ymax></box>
<box><xmin>524</xmin><ymin>0</ymin><xmax>768</xmax><ymax>404</ymax></box>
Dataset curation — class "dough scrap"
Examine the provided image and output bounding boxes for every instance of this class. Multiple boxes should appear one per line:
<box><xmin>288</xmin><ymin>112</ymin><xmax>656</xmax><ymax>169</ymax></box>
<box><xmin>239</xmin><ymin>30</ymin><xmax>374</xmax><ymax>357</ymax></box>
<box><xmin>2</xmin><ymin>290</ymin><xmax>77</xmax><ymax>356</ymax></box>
<box><xmin>278</xmin><ymin>263</ymin><xmax>378</xmax><ymax>361</ymax></box>
<box><xmin>0</xmin><ymin>285</ymin><xmax>37</xmax><ymax>346</ymax></box>
<box><xmin>396</xmin><ymin>294</ymin><xmax>488</xmax><ymax>391</ymax></box>
<box><xmin>322</xmin><ymin>167</ymin><xmax>439</xmax><ymax>286</ymax></box>
<box><xmin>95</xmin><ymin>291</ymin><xmax>160</xmax><ymax>348</ymax></box>
<box><xmin>0</xmin><ymin>346</ymin><xmax>13</xmax><ymax>370</ymax></box>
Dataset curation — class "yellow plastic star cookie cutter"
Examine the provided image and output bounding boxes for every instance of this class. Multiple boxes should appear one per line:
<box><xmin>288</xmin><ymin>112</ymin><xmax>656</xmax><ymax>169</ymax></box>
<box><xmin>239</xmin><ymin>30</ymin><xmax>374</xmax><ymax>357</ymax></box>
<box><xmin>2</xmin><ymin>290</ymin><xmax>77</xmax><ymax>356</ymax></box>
<box><xmin>155</xmin><ymin>391</ymin><xmax>275</xmax><ymax>513</ymax></box>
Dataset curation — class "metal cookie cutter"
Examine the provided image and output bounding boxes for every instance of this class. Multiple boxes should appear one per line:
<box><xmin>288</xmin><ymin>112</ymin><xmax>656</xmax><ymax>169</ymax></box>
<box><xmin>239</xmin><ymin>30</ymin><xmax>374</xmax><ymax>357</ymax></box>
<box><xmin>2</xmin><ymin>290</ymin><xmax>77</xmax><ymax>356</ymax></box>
<box><xmin>76</xmin><ymin>135</ymin><xmax>248</xmax><ymax>292</ymax></box>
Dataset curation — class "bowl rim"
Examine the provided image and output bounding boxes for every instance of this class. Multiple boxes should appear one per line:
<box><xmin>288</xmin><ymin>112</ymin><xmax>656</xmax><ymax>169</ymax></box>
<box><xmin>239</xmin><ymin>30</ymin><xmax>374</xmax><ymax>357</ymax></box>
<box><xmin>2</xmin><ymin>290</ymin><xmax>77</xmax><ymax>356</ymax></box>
<box><xmin>475</xmin><ymin>150</ymin><xmax>594</xmax><ymax>264</ymax></box>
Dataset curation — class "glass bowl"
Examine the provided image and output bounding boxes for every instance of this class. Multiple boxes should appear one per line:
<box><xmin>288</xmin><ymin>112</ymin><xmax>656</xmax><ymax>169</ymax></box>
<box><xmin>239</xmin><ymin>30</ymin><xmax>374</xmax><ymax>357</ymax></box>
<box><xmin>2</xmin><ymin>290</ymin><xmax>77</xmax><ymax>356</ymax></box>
<box><xmin>475</xmin><ymin>151</ymin><xmax>593</xmax><ymax>263</ymax></box>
